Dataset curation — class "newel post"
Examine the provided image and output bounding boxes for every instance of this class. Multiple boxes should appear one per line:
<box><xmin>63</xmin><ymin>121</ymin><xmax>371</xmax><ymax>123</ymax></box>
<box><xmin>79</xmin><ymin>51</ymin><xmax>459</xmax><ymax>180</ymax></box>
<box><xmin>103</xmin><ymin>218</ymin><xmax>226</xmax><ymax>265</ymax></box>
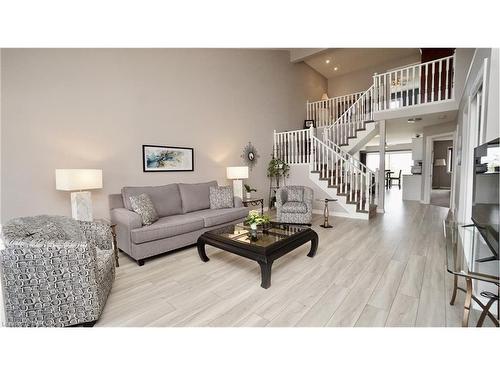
<box><xmin>273</xmin><ymin>129</ymin><xmax>277</xmax><ymax>159</ymax></box>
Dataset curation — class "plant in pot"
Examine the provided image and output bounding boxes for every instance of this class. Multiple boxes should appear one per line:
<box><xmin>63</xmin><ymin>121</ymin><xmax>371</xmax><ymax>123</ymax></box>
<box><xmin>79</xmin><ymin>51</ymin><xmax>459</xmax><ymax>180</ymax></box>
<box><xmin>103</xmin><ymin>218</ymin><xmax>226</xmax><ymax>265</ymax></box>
<box><xmin>267</xmin><ymin>156</ymin><xmax>290</xmax><ymax>207</ymax></box>
<box><xmin>245</xmin><ymin>210</ymin><xmax>270</xmax><ymax>231</ymax></box>
<box><xmin>244</xmin><ymin>184</ymin><xmax>257</xmax><ymax>199</ymax></box>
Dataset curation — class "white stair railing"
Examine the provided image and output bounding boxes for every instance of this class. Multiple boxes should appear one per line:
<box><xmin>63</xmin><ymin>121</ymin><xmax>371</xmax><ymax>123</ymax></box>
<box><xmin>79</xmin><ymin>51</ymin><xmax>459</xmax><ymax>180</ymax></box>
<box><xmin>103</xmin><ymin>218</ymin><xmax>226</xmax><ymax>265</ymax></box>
<box><xmin>273</xmin><ymin>128</ymin><xmax>312</xmax><ymax>164</ymax></box>
<box><xmin>373</xmin><ymin>54</ymin><xmax>455</xmax><ymax>111</ymax></box>
<box><xmin>310</xmin><ymin>135</ymin><xmax>377</xmax><ymax>211</ymax></box>
<box><xmin>306</xmin><ymin>91</ymin><xmax>364</xmax><ymax>127</ymax></box>
<box><xmin>323</xmin><ymin>85</ymin><xmax>375</xmax><ymax>146</ymax></box>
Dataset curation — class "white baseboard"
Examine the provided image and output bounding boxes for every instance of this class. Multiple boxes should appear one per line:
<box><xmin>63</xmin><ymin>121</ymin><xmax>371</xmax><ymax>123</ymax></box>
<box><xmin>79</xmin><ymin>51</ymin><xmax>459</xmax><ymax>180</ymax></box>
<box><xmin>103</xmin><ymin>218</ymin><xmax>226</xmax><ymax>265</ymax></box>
<box><xmin>312</xmin><ymin>209</ymin><xmax>369</xmax><ymax>221</ymax></box>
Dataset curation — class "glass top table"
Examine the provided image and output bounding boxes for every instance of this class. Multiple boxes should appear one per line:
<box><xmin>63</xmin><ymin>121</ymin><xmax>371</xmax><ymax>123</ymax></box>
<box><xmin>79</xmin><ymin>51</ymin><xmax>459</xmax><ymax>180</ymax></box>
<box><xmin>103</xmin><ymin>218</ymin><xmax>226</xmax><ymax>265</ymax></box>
<box><xmin>197</xmin><ymin>222</ymin><xmax>318</xmax><ymax>289</ymax></box>
<box><xmin>444</xmin><ymin>217</ymin><xmax>499</xmax><ymax>327</ymax></box>
<box><xmin>444</xmin><ymin>220</ymin><xmax>499</xmax><ymax>285</ymax></box>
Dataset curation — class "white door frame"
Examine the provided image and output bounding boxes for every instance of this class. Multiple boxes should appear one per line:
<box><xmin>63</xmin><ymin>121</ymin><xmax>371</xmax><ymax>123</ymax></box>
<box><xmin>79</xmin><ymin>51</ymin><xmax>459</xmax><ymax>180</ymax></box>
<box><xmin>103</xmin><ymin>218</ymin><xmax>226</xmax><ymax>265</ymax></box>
<box><xmin>459</xmin><ymin>58</ymin><xmax>488</xmax><ymax>224</ymax></box>
<box><xmin>423</xmin><ymin>132</ymin><xmax>455</xmax><ymax>204</ymax></box>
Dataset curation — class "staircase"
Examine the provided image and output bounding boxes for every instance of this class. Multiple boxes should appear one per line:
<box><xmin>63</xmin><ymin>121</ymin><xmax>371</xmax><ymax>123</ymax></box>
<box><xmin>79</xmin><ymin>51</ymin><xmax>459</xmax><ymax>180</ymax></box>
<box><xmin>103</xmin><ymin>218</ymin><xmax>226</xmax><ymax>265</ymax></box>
<box><xmin>274</xmin><ymin>54</ymin><xmax>457</xmax><ymax>220</ymax></box>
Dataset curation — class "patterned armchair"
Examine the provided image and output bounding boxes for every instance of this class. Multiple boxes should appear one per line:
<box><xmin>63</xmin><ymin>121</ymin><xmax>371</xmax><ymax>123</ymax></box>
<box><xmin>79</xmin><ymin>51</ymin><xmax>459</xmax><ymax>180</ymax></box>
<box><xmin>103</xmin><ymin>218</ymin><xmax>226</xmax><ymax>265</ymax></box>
<box><xmin>0</xmin><ymin>215</ymin><xmax>115</xmax><ymax>327</ymax></box>
<box><xmin>275</xmin><ymin>186</ymin><xmax>313</xmax><ymax>224</ymax></box>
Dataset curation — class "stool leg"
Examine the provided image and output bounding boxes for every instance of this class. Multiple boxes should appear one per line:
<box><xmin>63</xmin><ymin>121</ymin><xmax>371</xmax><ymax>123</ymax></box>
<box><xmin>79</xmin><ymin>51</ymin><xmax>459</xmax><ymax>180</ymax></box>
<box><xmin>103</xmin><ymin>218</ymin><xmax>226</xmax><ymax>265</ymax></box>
<box><xmin>476</xmin><ymin>297</ymin><xmax>497</xmax><ymax>327</ymax></box>
<box><xmin>462</xmin><ymin>277</ymin><xmax>473</xmax><ymax>327</ymax></box>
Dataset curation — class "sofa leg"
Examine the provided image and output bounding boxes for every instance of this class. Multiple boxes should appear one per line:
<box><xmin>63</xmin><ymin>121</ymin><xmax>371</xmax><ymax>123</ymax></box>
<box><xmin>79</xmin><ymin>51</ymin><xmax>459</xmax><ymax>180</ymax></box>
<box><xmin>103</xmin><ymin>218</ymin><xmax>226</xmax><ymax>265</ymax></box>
<box><xmin>82</xmin><ymin>320</ymin><xmax>96</xmax><ymax>327</ymax></box>
<box><xmin>137</xmin><ymin>259</ymin><xmax>145</xmax><ymax>266</ymax></box>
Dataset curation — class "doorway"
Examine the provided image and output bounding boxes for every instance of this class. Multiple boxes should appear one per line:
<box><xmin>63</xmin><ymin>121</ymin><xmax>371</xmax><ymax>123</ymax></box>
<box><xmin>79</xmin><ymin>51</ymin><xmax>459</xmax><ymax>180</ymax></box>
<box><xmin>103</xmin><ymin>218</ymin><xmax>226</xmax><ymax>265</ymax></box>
<box><xmin>430</xmin><ymin>139</ymin><xmax>453</xmax><ymax>207</ymax></box>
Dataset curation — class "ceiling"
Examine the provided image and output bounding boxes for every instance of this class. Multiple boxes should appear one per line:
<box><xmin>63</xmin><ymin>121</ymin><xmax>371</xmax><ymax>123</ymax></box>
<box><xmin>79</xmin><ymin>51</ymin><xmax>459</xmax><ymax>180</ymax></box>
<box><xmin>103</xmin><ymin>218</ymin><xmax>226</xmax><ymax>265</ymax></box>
<box><xmin>365</xmin><ymin>110</ymin><xmax>458</xmax><ymax>147</ymax></box>
<box><xmin>304</xmin><ymin>48</ymin><xmax>421</xmax><ymax>79</ymax></box>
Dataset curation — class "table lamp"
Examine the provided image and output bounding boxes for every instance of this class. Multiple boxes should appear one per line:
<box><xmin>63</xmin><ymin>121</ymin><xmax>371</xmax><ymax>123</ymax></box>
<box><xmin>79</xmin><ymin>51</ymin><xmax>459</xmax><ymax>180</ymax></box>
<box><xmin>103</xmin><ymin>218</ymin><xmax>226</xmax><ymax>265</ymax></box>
<box><xmin>226</xmin><ymin>166</ymin><xmax>248</xmax><ymax>199</ymax></box>
<box><xmin>55</xmin><ymin>169</ymin><xmax>103</xmax><ymax>221</ymax></box>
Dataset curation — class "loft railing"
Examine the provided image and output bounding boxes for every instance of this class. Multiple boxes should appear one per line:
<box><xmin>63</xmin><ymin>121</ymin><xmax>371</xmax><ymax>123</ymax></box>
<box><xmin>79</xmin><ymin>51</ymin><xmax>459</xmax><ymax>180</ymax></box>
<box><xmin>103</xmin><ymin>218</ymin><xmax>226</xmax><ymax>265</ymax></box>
<box><xmin>324</xmin><ymin>85</ymin><xmax>375</xmax><ymax>146</ymax></box>
<box><xmin>372</xmin><ymin>54</ymin><xmax>455</xmax><ymax>111</ymax></box>
<box><xmin>306</xmin><ymin>91</ymin><xmax>364</xmax><ymax>128</ymax></box>
<box><xmin>273</xmin><ymin>128</ymin><xmax>312</xmax><ymax>164</ymax></box>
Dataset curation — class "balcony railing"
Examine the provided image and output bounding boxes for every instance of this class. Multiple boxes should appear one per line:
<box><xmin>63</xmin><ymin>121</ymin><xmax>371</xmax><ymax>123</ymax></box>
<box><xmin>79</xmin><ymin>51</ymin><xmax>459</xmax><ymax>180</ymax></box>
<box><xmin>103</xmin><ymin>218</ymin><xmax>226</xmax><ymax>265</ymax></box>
<box><xmin>372</xmin><ymin>54</ymin><xmax>455</xmax><ymax>111</ymax></box>
<box><xmin>306</xmin><ymin>91</ymin><xmax>364</xmax><ymax>128</ymax></box>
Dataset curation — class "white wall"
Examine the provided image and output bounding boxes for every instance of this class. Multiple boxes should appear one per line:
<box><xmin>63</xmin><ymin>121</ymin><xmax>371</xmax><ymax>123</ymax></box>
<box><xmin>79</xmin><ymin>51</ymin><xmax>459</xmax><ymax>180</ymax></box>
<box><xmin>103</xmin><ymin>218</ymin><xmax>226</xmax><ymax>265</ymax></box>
<box><xmin>452</xmin><ymin>48</ymin><xmax>499</xmax><ymax>308</ymax></box>
<box><xmin>454</xmin><ymin>48</ymin><xmax>499</xmax><ymax>218</ymax></box>
<box><xmin>0</xmin><ymin>49</ymin><xmax>327</xmax><ymax>222</ymax></box>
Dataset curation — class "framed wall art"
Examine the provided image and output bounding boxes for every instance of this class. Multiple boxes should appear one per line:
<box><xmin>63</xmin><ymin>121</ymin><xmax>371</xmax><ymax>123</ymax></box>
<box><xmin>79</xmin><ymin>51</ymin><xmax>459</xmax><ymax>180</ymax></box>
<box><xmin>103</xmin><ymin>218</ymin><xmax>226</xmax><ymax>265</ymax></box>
<box><xmin>142</xmin><ymin>145</ymin><xmax>194</xmax><ymax>172</ymax></box>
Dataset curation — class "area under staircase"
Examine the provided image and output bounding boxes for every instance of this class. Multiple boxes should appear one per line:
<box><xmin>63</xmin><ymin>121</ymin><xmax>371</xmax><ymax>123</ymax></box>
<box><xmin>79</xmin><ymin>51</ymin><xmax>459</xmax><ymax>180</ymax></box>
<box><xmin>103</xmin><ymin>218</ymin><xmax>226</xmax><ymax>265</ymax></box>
<box><xmin>274</xmin><ymin>54</ymin><xmax>457</xmax><ymax>220</ymax></box>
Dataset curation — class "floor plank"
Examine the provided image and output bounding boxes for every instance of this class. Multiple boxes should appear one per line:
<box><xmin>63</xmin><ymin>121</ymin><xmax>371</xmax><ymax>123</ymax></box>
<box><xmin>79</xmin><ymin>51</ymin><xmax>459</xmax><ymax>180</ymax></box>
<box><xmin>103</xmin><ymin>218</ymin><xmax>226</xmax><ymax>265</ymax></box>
<box><xmin>96</xmin><ymin>189</ymin><xmax>473</xmax><ymax>327</ymax></box>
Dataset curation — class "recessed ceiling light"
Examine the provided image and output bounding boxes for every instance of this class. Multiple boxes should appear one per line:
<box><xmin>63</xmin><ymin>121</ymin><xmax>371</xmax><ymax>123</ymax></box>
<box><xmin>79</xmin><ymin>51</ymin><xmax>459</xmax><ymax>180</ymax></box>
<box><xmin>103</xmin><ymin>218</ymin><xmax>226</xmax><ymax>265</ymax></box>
<box><xmin>325</xmin><ymin>59</ymin><xmax>330</xmax><ymax>64</ymax></box>
<box><xmin>334</xmin><ymin>66</ymin><xmax>338</xmax><ymax>71</ymax></box>
<box><xmin>407</xmin><ymin>117</ymin><xmax>422</xmax><ymax>124</ymax></box>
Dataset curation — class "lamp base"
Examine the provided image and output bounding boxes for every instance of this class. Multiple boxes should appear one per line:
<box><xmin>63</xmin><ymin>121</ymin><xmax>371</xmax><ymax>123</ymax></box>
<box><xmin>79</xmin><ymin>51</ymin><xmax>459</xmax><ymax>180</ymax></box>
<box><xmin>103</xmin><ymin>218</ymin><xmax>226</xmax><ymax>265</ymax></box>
<box><xmin>233</xmin><ymin>179</ymin><xmax>243</xmax><ymax>199</ymax></box>
<box><xmin>71</xmin><ymin>191</ymin><xmax>93</xmax><ymax>221</ymax></box>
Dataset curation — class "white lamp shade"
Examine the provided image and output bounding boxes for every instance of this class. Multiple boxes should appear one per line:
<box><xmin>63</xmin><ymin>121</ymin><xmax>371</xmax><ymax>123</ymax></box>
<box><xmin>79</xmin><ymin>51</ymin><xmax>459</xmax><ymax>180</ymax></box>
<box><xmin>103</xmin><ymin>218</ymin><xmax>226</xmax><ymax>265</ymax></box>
<box><xmin>321</xmin><ymin>93</ymin><xmax>329</xmax><ymax>101</ymax></box>
<box><xmin>434</xmin><ymin>159</ymin><xmax>446</xmax><ymax>167</ymax></box>
<box><xmin>226</xmin><ymin>166</ymin><xmax>248</xmax><ymax>180</ymax></box>
<box><xmin>55</xmin><ymin>169</ymin><xmax>103</xmax><ymax>191</ymax></box>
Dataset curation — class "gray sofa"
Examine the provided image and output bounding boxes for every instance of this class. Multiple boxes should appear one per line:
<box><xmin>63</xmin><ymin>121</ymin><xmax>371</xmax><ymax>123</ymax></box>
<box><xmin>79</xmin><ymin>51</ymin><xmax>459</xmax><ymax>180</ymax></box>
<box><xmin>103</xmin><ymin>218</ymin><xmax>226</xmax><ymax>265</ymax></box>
<box><xmin>109</xmin><ymin>181</ymin><xmax>249</xmax><ymax>265</ymax></box>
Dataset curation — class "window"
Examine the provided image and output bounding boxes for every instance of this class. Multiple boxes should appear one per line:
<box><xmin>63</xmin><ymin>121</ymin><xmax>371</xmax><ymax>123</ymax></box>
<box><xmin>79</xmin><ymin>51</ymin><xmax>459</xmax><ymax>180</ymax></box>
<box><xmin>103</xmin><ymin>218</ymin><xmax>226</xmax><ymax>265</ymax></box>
<box><xmin>447</xmin><ymin>147</ymin><xmax>453</xmax><ymax>173</ymax></box>
<box><xmin>366</xmin><ymin>151</ymin><xmax>412</xmax><ymax>174</ymax></box>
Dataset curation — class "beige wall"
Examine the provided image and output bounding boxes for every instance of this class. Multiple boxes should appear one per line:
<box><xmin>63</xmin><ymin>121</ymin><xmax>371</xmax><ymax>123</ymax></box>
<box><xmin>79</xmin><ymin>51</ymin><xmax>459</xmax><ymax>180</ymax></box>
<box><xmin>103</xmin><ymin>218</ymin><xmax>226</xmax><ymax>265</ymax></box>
<box><xmin>0</xmin><ymin>49</ymin><xmax>327</xmax><ymax>222</ymax></box>
<box><xmin>327</xmin><ymin>53</ymin><xmax>421</xmax><ymax>97</ymax></box>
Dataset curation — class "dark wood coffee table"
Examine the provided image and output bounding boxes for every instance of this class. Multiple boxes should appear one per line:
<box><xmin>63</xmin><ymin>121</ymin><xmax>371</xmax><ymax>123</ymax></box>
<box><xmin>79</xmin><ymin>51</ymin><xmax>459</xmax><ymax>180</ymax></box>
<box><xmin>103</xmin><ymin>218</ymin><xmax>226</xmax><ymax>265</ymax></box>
<box><xmin>197</xmin><ymin>222</ymin><xmax>318</xmax><ymax>289</ymax></box>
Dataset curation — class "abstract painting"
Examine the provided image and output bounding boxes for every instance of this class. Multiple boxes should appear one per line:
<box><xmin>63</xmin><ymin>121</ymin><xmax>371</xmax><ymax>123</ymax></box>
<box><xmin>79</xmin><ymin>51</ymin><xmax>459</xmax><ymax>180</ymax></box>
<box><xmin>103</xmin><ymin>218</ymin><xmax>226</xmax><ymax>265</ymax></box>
<box><xmin>142</xmin><ymin>145</ymin><xmax>194</xmax><ymax>172</ymax></box>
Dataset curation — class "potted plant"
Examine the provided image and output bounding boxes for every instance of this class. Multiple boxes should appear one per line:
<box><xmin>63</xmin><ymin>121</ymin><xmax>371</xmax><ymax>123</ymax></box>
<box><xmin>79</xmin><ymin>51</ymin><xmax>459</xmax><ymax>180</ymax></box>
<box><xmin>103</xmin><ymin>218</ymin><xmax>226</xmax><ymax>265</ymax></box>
<box><xmin>267</xmin><ymin>156</ymin><xmax>290</xmax><ymax>207</ymax></box>
<box><xmin>244</xmin><ymin>184</ymin><xmax>257</xmax><ymax>199</ymax></box>
<box><xmin>245</xmin><ymin>210</ymin><xmax>270</xmax><ymax>231</ymax></box>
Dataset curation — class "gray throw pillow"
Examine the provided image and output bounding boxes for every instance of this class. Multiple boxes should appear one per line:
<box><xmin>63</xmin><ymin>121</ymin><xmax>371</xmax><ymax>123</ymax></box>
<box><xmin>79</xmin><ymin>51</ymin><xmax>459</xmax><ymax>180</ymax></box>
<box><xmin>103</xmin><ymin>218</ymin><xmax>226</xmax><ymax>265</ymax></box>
<box><xmin>209</xmin><ymin>186</ymin><xmax>233</xmax><ymax>209</ymax></box>
<box><xmin>129</xmin><ymin>193</ymin><xmax>159</xmax><ymax>226</ymax></box>
<box><xmin>287</xmin><ymin>187</ymin><xmax>304</xmax><ymax>202</ymax></box>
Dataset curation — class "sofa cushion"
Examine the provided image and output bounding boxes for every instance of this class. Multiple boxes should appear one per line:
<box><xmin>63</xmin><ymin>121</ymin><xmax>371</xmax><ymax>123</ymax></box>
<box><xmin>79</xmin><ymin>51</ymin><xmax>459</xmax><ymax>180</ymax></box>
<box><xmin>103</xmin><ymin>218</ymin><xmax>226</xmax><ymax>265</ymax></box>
<box><xmin>130</xmin><ymin>215</ymin><xmax>204</xmax><ymax>244</ymax></box>
<box><xmin>121</xmin><ymin>184</ymin><xmax>182</xmax><ymax>217</ymax></box>
<box><xmin>281</xmin><ymin>201</ymin><xmax>307</xmax><ymax>214</ymax></box>
<box><xmin>186</xmin><ymin>207</ymin><xmax>249</xmax><ymax>227</ymax></box>
<box><xmin>178</xmin><ymin>181</ymin><xmax>218</xmax><ymax>213</ymax></box>
<box><xmin>209</xmin><ymin>186</ymin><xmax>233</xmax><ymax>209</ymax></box>
<box><xmin>287</xmin><ymin>186</ymin><xmax>304</xmax><ymax>202</ymax></box>
<box><xmin>129</xmin><ymin>194</ymin><xmax>159</xmax><ymax>226</ymax></box>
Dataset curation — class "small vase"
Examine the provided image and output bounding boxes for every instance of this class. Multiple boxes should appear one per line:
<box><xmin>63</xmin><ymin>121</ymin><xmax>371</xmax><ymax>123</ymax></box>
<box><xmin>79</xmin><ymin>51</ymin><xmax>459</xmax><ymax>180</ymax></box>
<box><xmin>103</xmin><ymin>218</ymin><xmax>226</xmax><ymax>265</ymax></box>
<box><xmin>246</xmin><ymin>192</ymin><xmax>251</xmax><ymax>199</ymax></box>
<box><xmin>250</xmin><ymin>223</ymin><xmax>257</xmax><ymax>231</ymax></box>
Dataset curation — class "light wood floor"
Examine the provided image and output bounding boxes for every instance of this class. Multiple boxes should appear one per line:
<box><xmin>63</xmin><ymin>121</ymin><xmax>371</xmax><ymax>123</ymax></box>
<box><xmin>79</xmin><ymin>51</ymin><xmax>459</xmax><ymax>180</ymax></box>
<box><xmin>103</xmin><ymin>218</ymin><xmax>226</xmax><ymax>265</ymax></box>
<box><xmin>96</xmin><ymin>189</ymin><xmax>493</xmax><ymax>327</ymax></box>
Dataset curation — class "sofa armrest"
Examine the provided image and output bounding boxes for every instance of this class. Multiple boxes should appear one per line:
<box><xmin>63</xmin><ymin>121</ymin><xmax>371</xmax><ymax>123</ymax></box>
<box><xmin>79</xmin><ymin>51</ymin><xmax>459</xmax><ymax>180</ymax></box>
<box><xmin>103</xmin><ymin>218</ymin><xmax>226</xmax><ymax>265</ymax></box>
<box><xmin>303</xmin><ymin>187</ymin><xmax>313</xmax><ymax>213</ymax></box>
<box><xmin>110</xmin><ymin>208</ymin><xmax>142</xmax><ymax>230</ymax></box>
<box><xmin>233</xmin><ymin>196</ymin><xmax>243</xmax><ymax>208</ymax></box>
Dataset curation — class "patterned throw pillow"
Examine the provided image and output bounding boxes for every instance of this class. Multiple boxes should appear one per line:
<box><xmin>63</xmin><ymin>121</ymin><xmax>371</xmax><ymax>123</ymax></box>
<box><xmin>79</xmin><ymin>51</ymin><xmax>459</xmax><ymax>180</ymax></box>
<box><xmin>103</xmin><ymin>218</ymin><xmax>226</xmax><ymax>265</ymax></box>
<box><xmin>287</xmin><ymin>187</ymin><xmax>304</xmax><ymax>202</ymax></box>
<box><xmin>209</xmin><ymin>186</ymin><xmax>233</xmax><ymax>209</ymax></box>
<box><xmin>129</xmin><ymin>193</ymin><xmax>159</xmax><ymax>226</ymax></box>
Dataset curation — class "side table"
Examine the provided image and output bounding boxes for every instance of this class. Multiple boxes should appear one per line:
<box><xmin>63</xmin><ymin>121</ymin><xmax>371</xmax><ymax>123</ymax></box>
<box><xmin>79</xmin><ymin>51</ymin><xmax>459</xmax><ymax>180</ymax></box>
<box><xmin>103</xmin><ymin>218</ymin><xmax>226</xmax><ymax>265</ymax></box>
<box><xmin>242</xmin><ymin>197</ymin><xmax>264</xmax><ymax>215</ymax></box>
<box><xmin>316</xmin><ymin>198</ymin><xmax>337</xmax><ymax>228</ymax></box>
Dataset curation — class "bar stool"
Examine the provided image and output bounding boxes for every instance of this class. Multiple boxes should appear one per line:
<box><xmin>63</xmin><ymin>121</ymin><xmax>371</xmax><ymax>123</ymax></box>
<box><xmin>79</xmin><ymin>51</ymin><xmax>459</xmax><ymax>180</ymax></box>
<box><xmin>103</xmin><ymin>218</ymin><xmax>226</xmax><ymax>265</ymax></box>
<box><xmin>476</xmin><ymin>291</ymin><xmax>500</xmax><ymax>327</ymax></box>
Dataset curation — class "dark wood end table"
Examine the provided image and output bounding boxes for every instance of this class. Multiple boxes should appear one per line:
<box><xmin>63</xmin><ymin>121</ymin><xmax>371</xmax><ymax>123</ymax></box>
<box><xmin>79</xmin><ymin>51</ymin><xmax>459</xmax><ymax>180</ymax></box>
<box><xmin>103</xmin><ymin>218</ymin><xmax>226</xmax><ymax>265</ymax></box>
<box><xmin>242</xmin><ymin>197</ymin><xmax>264</xmax><ymax>215</ymax></box>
